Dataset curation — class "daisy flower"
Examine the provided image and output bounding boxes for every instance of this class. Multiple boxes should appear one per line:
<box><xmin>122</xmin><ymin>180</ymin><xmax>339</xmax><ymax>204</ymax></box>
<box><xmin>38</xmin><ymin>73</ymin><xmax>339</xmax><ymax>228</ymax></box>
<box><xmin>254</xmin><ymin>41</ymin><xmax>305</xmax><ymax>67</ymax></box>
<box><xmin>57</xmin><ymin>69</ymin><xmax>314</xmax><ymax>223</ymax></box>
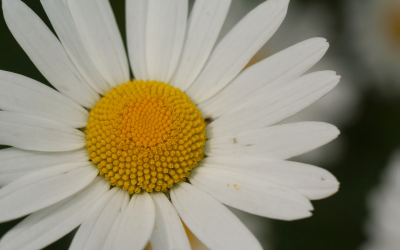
<box><xmin>361</xmin><ymin>151</ymin><xmax>400</xmax><ymax>250</ymax></box>
<box><xmin>0</xmin><ymin>0</ymin><xmax>340</xmax><ymax>249</ymax></box>
<box><xmin>347</xmin><ymin>0</ymin><xmax>400</xmax><ymax>90</ymax></box>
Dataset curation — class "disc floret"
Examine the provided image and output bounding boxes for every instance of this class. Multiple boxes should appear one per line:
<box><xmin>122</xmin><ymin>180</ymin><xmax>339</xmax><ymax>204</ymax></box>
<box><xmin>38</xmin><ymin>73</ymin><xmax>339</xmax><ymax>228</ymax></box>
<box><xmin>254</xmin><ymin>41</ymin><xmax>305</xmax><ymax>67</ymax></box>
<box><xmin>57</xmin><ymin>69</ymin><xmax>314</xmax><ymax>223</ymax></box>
<box><xmin>85</xmin><ymin>80</ymin><xmax>206</xmax><ymax>194</ymax></box>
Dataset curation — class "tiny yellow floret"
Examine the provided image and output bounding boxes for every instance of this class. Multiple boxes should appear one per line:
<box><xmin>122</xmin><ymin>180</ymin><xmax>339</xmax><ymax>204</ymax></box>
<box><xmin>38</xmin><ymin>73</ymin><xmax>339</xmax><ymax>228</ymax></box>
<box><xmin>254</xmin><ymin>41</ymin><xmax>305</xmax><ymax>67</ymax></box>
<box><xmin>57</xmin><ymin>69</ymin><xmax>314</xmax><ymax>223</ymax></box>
<box><xmin>85</xmin><ymin>80</ymin><xmax>206</xmax><ymax>194</ymax></box>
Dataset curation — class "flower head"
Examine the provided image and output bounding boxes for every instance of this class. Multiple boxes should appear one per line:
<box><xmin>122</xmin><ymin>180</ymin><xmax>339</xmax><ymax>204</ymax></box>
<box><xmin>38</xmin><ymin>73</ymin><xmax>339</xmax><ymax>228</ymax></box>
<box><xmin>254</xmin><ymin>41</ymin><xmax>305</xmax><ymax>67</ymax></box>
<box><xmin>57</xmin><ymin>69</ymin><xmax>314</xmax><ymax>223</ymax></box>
<box><xmin>0</xmin><ymin>0</ymin><xmax>340</xmax><ymax>249</ymax></box>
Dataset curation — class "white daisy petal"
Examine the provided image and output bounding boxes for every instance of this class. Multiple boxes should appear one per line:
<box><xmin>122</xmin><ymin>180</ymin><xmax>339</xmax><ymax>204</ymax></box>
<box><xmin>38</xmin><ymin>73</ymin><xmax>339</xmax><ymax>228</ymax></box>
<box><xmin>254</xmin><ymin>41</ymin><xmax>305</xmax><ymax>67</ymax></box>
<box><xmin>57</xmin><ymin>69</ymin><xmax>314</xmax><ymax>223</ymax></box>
<box><xmin>0</xmin><ymin>70</ymin><xmax>89</xmax><ymax>128</ymax></box>
<box><xmin>205</xmin><ymin>122</ymin><xmax>340</xmax><ymax>159</ymax></box>
<box><xmin>199</xmin><ymin>38</ymin><xmax>329</xmax><ymax>118</ymax></box>
<box><xmin>189</xmin><ymin>165</ymin><xmax>313</xmax><ymax>220</ymax></box>
<box><xmin>67</xmin><ymin>0</ymin><xmax>130</xmax><ymax>87</ymax></box>
<box><xmin>150</xmin><ymin>192</ymin><xmax>191</xmax><ymax>250</ymax></box>
<box><xmin>70</xmin><ymin>188</ymin><xmax>129</xmax><ymax>250</ymax></box>
<box><xmin>126</xmin><ymin>0</ymin><xmax>148</xmax><ymax>81</ymax></box>
<box><xmin>170</xmin><ymin>0</ymin><xmax>231</xmax><ymax>91</ymax></box>
<box><xmin>0</xmin><ymin>112</ymin><xmax>86</xmax><ymax>152</ymax></box>
<box><xmin>113</xmin><ymin>192</ymin><xmax>155</xmax><ymax>250</ymax></box>
<box><xmin>171</xmin><ymin>182</ymin><xmax>262</xmax><ymax>250</ymax></box>
<box><xmin>208</xmin><ymin>71</ymin><xmax>340</xmax><ymax>137</ymax></box>
<box><xmin>102</xmin><ymin>213</ymin><xmax>123</xmax><ymax>250</ymax></box>
<box><xmin>2</xmin><ymin>0</ymin><xmax>99</xmax><ymax>108</ymax></box>
<box><xmin>101</xmin><ymin>193</ymin><xmax>134</xmax><ymax>250</ymax></box>
<box><xmin>0</xmin><ymin>177</ymin><xmax>109</xmax><ymax>250</ymax></box>
<box><xmin>0</xmin><ymin>161</ymin><xmax>98</xmax><ymax>223</ymax></box>
<box><xmin>202</xmin><ymin>156</ymin><xmax>339</xmax><ymax>200</ymax></box>
<box><xmin>0</xmin><ymin>148</ymin><xmax>87</xmax><ymax>186</ymax></box>
<box><xmin>186</xmin><ymin>0</ymin><xmax>289</xmax><ymax>103</ymax></box>
<box><xmin>41</xmin><ymin>0</ymin><xmax>110</xmax><ymax>94</ymax></box>
<box><xmin>146</xmin><ymin>0</ymin><xmax>188</xmax><ymax>83</ymax></box>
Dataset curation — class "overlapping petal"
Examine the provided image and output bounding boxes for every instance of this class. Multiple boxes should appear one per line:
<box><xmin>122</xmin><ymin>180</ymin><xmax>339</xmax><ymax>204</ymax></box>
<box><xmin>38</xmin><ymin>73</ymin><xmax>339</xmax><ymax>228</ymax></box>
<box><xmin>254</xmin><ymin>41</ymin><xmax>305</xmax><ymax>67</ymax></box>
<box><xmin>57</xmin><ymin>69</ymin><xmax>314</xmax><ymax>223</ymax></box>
<box><xmin>113</xmin><ymin>192</ymin><xmax>155</xmax><ymax>250</ymax></box>
<box><xmin>186</xmin><ymin>0</ymin><xmax>289</xmax><ymax>103</ymax></box>
<box><xmin>150</xmin><ymin>192</ymin><xmax>191</xmax><ymax>250</ymax></box>
<box><xmin>0</xmin><ymin>148</ymin><xmax>87</xmax><ymax>186</ymax></box>
<box><xmin>102</xmin><ymin>213</ymin><xmax>124</xmax><ymax>250</ymax></box>
<box><xmin>68</xmin><ymin>0</ymin><xmax>130</xmax><ymax>86</ymax></box>
<box><xmin>207</xmin><ymin>71</ymin><xmax>340</xmax><ymax>137</ymax></box>
<box><xmin>190</xmin><ymin>165</ymin><xmax>313</xmax><ymax>220</ymax></box>
<box><xmin>70</xmin><ymin>188</ymin><xmax>129</xmax><ymax>250</ymax></box>
<box><xmin>199</xmin><ymin>38</ymin><xmax>329</xmax><ymax>118</ymax></box>
<box><xmin>0</xmin><ymin>161</ymin><xmax>98</xmax><ymax>223</ymax></box>
<box><xmin>171</xmin><ymin>0</ymin><xmax>231</xmax><ymax>91</ymax></box>
<box><xmin>0</xmin><ymin>177</ymin><xmax>109</xmax><ymax>250</ymax></box>
<box><xmin>145</xmin><ymin>0</ymin><xmax>188</xmax><ymax>83</ymax></box>
<box><xmin>0</xmin><ymin>70</ymin><xmax>89</xmax><ymax>128</ymax></box>
<box><xmin>41</xmin><ymin>0</ymin><xmax>111</xmax><ymax>94</ymax></box>
<box><xmin>205</xmin><ymin>122</ymin><xmax>340</xmax><ymax>159</ymax></box>
<box><xmin>202</xmin><ymin>156</ymin><xmax>339</xmax><ymax>200</ymax></box>
<box><xmin>126</xmin><ymin>0</ymin><xmax>149</xmax><ymax>81</ymax></box>
<box><xmin>171</xmin><ymin>182</ymin><xmax>262</xmax><ymax>250</ymax></box>
<box><xmin>2</xmin><ymin>0</ymin><xmax>99</xmax><ymax>108</ymax></box>
<box><xmin>0</xmin><ymin>112</ymin><xmax>86</xmax><ymax>152</ymax></box>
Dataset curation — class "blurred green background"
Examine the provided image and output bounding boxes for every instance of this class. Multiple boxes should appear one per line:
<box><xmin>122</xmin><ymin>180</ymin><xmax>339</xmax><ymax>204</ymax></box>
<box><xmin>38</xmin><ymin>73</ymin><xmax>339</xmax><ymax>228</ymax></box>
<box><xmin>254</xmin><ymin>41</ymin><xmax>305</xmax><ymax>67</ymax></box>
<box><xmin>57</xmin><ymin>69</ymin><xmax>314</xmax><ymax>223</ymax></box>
<box><xmin>1</xmin><ymin>0</ymin><xmax>399</xmax><ymax>249</ymax></box>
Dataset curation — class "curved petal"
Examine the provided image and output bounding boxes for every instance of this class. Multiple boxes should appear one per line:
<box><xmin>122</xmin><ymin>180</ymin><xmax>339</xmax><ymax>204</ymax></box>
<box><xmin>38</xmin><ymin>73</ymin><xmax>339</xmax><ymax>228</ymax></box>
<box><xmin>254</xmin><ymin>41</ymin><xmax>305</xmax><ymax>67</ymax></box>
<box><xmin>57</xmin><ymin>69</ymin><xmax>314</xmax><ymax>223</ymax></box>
<box><xmin>203</xmin><ymin>156</ymin><xmax>339</xmax><ymax>200</ymax></box>
<box><xmin>199</xmin><ymin>38</ymin><xmax>329</xmax><ymax>118</ymax></box>
<box><xmin>171</xmin><ymin>182</ymin><xmax>262</xmax><ymax>250</ymax></box>
<box><xmin>0</xmin><ymin>147</ymin><xmax>87</xmax><ymax>186</ymax></box>
<box><xmin>2</xmin><ymin>0</ymin><xmax>99</xmax><ymax>108</ymax></box>
<box><xmin>170</xmin><ymin>0</ymin><xmax>231</xmax><ymax>91</ymax></box>
<box><xmin>0</xmin><ymin>161</ymin><xmax>98</xmax><ymax>223</ymax></box>
<box><xmin>205</xmin><ymin>122</ymin><xmax>340</xmax><ymax>159</ymax></box>
<box><xmin>102</xmin><ymin>213</ymin><xmax>123</xmax><ymax>250</ymax></box>
<box><xmin>145</xmin><ymin>0</ymin><xmax>188</xmax><ymax>83</ymax></box>
<box><xmin>113</xmin><ymin>192</ymin><xmax>155</xmax><ymax>250</ymax></box>
<box><xmin>189</xmin><ymin>165</ymin><xmax>313</xmax><ymax>220</ymax></box>
<box><xmin>0</xmin><ymin>112</ymin><xmax>86</xmax><ymax>152</ymax></box>
<box><xmin>68</xmin><ymin>0</ymin><xmax>130</xmax><ymax>87</ymax></box>
<box><xmin>0</xmin><ymin>70</ymin><xmax>89</xmax><ymax>128</ymax></box>
<box><xmin>0</xmin><ymin>177</ymin><xmax>109</xmax><ymax>250</ymax></box>
<box><xmin>41</xmin><ymin>0</ymin><xmax>110</xmax><ymax>94</ymax></box>
<box><xmin>126</xmin><ymin>0</ymin><xmax>148</xmax><ymax>81</ymax></box>
<box><xmin>70</xmin><ymin>188</ymin><xmax>129</xmax><ymax>250</ymax></box>
<box><xmin>186</xmin><ymin>0</ymin><xmax>289</xmax><ymax>103</ymax></box>
<box><xmin>101</xmin><ymin>191</ymin><xmax>133</xmax><ymax>250</ymax></box>
<box><xmin>207</xmin><ymin>71</ymin><xmax>340</xmax><ymax>137</ymax></box>
<box><xmin>150</xmin><ymin>192</ymin><xmax>190</xmax><ymax>250</ymax></box>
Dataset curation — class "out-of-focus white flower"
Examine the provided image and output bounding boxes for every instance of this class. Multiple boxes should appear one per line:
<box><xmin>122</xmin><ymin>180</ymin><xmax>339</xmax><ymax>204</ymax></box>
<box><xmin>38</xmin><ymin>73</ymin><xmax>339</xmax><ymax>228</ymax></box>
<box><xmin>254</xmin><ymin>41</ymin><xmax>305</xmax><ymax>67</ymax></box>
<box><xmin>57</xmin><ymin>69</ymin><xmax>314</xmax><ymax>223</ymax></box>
<box><xmin>347</xmin><ymin>0</ymin><xmax>400</xmax><ymax>91</ymax></box>
<box><xmin>361</xmin><ymin>150</ymin><xmax>400</xmax><ymax>250</ymax></box>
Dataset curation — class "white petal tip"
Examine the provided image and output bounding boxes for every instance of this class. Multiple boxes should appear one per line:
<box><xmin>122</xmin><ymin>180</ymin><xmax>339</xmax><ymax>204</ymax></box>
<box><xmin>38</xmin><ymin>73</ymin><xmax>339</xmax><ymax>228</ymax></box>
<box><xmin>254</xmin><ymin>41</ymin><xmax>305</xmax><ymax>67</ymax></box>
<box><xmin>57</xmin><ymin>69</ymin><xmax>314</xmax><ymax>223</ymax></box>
<box><xmin>316</xmin><ymin>122</ymin><xmax>341</xmax><ymax>143</ymax></box>
<box><xmin>307</xmin><ymin>37</ymin><xmax>329</xmax><ymax>52</ymax></box>
<box><xmin>312</xmin><ymin>37</ymin><xmax>328</xmax><ymax>43</ymax></box>
<box><xmin>334</xmin><ymin>127</ymin><xmax>341</xmax><ymax>137</ymax></box>
<box><xmin>286</xmin><ymin>211</ymin><xmax>313</xmax><ymax>221</ymax></box>
<box><xmin>329</xmin><ymin>126</ymin><xmax>341</xmax><ymax>140</ymax></box>
<box><xmin>307</xmin><ymin>176</ymin><xmax>340</xmax><ymax>200</ymax></box>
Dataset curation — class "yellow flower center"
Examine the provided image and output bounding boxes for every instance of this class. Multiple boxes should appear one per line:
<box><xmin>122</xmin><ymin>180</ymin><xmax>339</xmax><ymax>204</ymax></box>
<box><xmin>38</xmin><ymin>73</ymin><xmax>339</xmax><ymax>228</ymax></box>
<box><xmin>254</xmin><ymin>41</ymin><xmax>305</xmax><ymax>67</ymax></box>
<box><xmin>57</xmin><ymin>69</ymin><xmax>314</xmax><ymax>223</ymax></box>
<box><xmin>85</xmin><ymin>80</ymin><xmax>206</xmax><ymax>194</ymax></box>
